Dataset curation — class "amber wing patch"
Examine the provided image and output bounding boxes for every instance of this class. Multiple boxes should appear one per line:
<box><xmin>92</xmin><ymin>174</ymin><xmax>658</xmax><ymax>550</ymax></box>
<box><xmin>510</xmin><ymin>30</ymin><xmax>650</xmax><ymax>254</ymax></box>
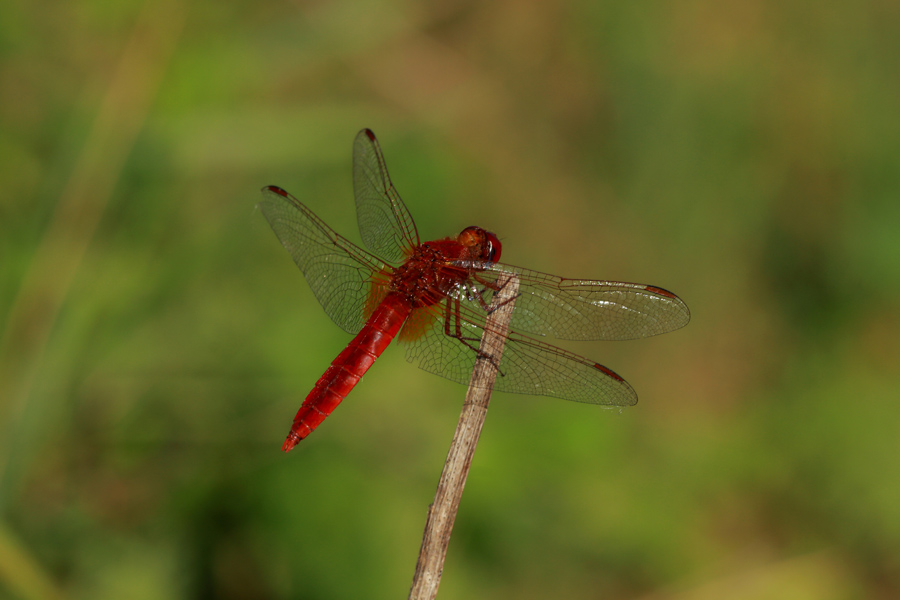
<box><xmin>364</xmin><ymin>272</ymin><xmax>391</xmax><ymax>320</ymax></box>
<box><xmin>398</xmin><ymin>306</ymin><xmax>439</xmax><ymax>342</ymax></box>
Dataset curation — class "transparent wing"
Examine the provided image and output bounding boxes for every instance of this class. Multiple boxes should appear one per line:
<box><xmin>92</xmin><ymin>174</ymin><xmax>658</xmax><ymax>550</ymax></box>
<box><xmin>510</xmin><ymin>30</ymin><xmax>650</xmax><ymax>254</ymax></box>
<box><xmin>403</xmin><ymin>297</ymin><xmax>638</xmax><ymax>406</ymax></box>
<box><xmin>259</xmin><ymin>185</ymin><xmax>390</xmax><ymax>335</ymax></box>
<box><xmin>453</xmin><ymin>262</ymin><xmax>691</xmax><ymax>341</ymax></box>
<box><xmin>352</xmin><ymin>129</ymin><xmax>420</xmax><ymax>263</ymax></box>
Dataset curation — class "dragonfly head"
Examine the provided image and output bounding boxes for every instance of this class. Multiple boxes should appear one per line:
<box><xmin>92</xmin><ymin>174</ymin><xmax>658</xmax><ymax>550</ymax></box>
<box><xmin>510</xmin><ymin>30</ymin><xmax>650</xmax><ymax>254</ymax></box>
<box><xmin>458</xmin><ymin>226</ymin><xmax>502</xmax><ymax>263</ymax></box>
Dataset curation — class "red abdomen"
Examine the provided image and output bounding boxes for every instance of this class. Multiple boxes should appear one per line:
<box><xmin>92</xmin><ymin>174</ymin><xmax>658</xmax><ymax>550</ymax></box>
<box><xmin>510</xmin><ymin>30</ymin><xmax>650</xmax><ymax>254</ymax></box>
<box><xmin>282</xmin><ymin>294</ymin><xmax>412</xmax><ymax>451</ymax></box>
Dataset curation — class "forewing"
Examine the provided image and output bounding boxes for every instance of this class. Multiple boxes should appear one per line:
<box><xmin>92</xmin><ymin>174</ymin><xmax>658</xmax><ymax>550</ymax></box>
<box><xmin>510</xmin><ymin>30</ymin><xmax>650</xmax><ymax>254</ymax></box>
<box><xmin>404</xmin><ymin>300</ymin><xmax>637</xmax><ymax>406</ymax></box>
<box><xmin>259</xmin><ymin>185</ymin><xmax>390</xmax><ymax>334</ymax></box>
<box><xmin>352</xmin><ymin>129</ymin><xmax>420</xmax><ymax>263</ymax></box>
<box><xmin>458</xmin><ymin>262</ymin><xmax>691</xmax><ymax>341</ymax></box>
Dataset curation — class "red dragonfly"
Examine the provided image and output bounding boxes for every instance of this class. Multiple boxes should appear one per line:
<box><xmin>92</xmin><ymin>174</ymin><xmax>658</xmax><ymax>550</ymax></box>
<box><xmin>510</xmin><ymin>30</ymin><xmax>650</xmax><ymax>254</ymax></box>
<box><xmin>260</xmin><ymin>129</ymin><xmax>690</xmax><ymax>452</ymax></box>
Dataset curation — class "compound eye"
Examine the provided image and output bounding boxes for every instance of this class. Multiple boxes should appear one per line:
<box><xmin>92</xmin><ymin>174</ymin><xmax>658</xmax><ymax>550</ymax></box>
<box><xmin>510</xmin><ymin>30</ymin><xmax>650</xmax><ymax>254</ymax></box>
<box><xmin>484</xmin><ymin>231</ymin><xmax>502</xmax><ymax>262</ymax></box>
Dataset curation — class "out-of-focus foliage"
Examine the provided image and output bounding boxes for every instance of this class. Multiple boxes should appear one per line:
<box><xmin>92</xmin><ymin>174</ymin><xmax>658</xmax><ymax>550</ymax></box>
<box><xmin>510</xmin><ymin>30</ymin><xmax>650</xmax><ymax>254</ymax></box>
<box><xmin>1</xmin><ymin>0</ymin><xmax>899</xmax><ymax>598</ymax></box>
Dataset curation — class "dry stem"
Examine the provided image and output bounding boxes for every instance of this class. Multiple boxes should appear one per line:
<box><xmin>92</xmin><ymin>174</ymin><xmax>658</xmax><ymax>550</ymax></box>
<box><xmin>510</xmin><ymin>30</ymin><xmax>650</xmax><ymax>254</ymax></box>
<box><xmin>408</xmin><ymin>273</ymin><xmax>519</xmax><ymax>600</ymax></box>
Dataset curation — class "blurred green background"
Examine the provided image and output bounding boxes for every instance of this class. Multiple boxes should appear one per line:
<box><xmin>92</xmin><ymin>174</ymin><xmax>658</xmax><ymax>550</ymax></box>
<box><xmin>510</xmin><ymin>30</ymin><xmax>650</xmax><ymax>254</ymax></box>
<box><xmin>2</xmin><ymin>0</ymin><xmax>900</xmax><ymax>598</ymax></box>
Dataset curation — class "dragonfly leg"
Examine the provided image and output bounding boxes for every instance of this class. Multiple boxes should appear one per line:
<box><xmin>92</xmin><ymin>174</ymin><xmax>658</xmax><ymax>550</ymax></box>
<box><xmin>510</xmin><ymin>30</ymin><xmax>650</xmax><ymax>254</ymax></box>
<box><xmin>472</xmin><ymin>272</ymin><xmax>502</xmax><ymax>292</ymax></box>
<box><xmin>467</xmin><ymin>281</ymin><xmax>521</xmax><ymax>315</ymax></box>
<box><xmin>485</xmin><ymin>291</ymin><xmax>521</xmax><ymax>315</ymax></box>
<box><xmin>443</xmin><ymin>296</ymin><xmax>505</xmax><ymax>374</ymax></box>
<box><xmin>468</xmin><ymin>273</ymin><xmax>520</xmax><ymax>314</ymax></box>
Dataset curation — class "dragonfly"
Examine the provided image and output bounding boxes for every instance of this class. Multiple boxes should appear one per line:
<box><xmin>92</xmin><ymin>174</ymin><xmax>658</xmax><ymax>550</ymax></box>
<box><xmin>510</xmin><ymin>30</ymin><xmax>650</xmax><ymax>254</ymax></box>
<box><xmin>260</xmin><ymin>129</ymin><xmax>690</xmax><ymax>452</ymax></box>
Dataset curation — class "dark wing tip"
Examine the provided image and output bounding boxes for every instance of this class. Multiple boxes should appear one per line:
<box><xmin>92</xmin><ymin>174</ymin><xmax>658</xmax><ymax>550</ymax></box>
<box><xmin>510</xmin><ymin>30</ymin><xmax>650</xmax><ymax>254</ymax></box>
<box><xmin>645</xmin><ymin>284</ymin><xmax>691</xmax><ymax>328</ymax></box>
<box><xmin>592</xmin><ymin>363</ymin><xmax>639</xmax><ymax>406</ymax></box>
<box><xmin>362</xmin><ymin>128</ymin><xmax>376</xmax><ymax>141</ymax></box>
<box><xmin>594</xmin><ymin>363</ymin><xmax>625</xmax><ymax>382</ymax></box>
<box><xmin>644</xmin><ymin>285</ymin><xmax>677</xmax><ymax>299</ymax></box>
<box><xmin>263</xmin><ymin>185</ymin><xmax>289</xmax><ymax>197</ymax></box>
